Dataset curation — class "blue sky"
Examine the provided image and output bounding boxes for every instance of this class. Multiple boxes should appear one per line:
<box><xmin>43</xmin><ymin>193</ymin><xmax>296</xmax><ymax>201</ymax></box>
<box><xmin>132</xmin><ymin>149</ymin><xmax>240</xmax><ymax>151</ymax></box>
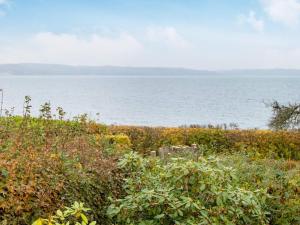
<box><xmin>0</xmin><ymin>0</ymin><xmax>300</xmax><ymax>69</ymax></box>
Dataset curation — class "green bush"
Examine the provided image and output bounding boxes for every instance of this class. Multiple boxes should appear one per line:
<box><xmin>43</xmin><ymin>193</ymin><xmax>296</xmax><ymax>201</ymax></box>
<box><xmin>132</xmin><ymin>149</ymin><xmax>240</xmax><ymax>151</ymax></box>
<box><xmin>107</xmin><ymin>152</ymin><xmax>270</xmax><ymax>225</ymax></box>
<box><xmin>32</xmin><ymin>202</ymin><xmax>96</xmax><ymax>225</ymax></box>
<box><xmin>220</xmin><ymin>153</ymin><xmax>300</xmax><ymax>225</ymax></box>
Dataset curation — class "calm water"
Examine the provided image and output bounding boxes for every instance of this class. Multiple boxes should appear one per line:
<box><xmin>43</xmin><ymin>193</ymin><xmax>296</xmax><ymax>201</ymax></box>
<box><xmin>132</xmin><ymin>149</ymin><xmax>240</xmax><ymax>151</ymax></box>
<box><xmin>1</xmin><ymin>74</ymin><xmax>300</xmax><ymax>128</ymax></box>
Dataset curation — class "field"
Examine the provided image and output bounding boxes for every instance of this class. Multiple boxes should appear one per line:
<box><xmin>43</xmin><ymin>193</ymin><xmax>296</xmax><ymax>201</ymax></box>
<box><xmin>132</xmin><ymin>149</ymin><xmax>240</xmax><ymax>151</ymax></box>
<box><xmin>0</xmin><ymin>111</ymin><xmax>299</xmax><ymax>224</ymax></box>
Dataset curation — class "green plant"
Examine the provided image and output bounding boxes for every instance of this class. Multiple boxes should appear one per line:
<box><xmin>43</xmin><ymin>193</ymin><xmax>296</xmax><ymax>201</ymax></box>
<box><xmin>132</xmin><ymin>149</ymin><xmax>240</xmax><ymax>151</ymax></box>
<box><xmin>32</xmin><ymin>202</ymin><xmax>96</xmax><ymax>225</ymax></box>
<box><xmin>1</xmin><ymin>98</ymin><xmax>300</xmax><ymax>224</ymax></box>
<box><xmin>0</xmin><ymin>103</ymin><xmax>123</xmax><ymax>224</ymax></box>
<box><xmin>107</xmin><ymin>152</ymin><xmax>270</xmax><ymax>225</ymax></box>
<box><xmin>23</xmin><ymin>95</ymin><xmax>32</xmax><ymax>117</ymax></box>
<box><xmin>269</xmin><ymin>101</ymin><xmax>300</xmax><ymax>130</ymax></box>
<box><xmin>220</xmin><ymin>152</ymin><xmax>300</xmax><ymax>225</ymax></box>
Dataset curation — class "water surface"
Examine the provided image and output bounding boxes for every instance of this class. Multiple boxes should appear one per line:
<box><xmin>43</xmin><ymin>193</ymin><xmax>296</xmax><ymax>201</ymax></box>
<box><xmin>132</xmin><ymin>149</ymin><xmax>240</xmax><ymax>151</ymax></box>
<box><xmin>1</xmin><ymin>74</ymin><xmax>299</xmax><ymax>128</ymax></box>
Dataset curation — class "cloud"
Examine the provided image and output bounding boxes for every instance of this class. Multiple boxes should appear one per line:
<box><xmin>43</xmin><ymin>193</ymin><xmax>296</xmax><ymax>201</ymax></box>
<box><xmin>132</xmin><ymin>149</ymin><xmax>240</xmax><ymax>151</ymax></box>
<box><xmin>1</xmin><ymin>29</ymin><xmax>300</xmax><ymax>70</ymax></box>
<box><xmin>238</xmin><ymin>11</ymin><xmax>265</xmax><ymax>32</ymax></box>
<box><xmin>0</xmin><ymin>32</ymin><xmax>143</xmax><ymax>65</ymax></box>
<box><xmin>146</xmin><ymin>26</ymin><xmax>189</xmax><ymax>48</ymax></box>
<box><xmin>0</xmin><ymin>0</ymin><xmax>9</xmax><ymax>5</ymax></box>
<box><xmin>0</xmin><ymin>0</ymin><xmax>10</xmax><ymax>17</ymax></box>
<box><xmin>261</xmin><ymin>0</ymin><xmax>300</xmax><ymax>26</ymax></box>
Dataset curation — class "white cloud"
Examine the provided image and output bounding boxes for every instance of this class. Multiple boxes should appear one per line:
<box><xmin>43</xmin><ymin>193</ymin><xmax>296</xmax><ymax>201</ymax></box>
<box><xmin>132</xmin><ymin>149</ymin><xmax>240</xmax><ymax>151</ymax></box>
<box><xmin>0</xmin><ymin>32</ymin><xmax>143</xmax><ymax>65</ymax></box>
<box><xmin>0</xmin><ymin>0</ymin><xmax>10</xmax><ymax>17</ymax></box>
<box><xmin>0</xmin><ymin>0</ymin><xmax>9</xmax><ymax>5</ymax></box>
<box><xmin>1</xmin><ymin>29</ymin><xmax>300</xmax><ymax>69</ymax></box>
<box><xmin>146</xmin><ymin>26</ymin><xmax>189</xmax><ymax>48</ymax></box>
<box><xmin>238</xmin><ymin>11</ymin><xmax>265</xmax><ymax>32</ymax></box>
<box><xmin>261</xmin><ymin>0</ymin><xmax>300</xmax><ymax>26</ymax></box>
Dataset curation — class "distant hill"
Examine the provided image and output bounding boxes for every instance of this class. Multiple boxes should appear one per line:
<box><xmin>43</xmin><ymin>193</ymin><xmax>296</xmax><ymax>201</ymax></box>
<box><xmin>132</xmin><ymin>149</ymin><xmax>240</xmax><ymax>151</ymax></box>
<box><xmin>0</xmin><ymin>64</ymin><xmax>215</xmax><ymax>76</ymax></box>
<box><xmin>218</xmin><ymin>69</ymin><xmax>300</xmax><ymax>76</ymax></box>
<box><xmin>0</xmin><ymin>63</ymin><xmax>299</xmax><ymax>76</ymax></box>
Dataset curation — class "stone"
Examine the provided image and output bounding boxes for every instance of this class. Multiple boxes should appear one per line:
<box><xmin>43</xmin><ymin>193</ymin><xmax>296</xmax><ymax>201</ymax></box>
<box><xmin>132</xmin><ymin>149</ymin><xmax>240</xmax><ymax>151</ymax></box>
<box><xmin>150</xmin><ymin>151</ymin><xmax>156</xmax><ymax>157</ymax></box>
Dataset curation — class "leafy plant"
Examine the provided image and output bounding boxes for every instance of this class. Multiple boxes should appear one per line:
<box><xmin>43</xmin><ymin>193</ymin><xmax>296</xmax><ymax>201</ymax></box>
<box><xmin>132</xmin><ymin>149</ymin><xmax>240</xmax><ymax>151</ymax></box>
<box><xmin>269</xmin><ymin>101</ymin><xmax>300</xmax><ymax>130</ymax></box>
<box><xmin>109</xmin><ymin>126</ymin><xmax>300</xmax><ymax>160</ymax></box>
<box><xmin>0</xmin><ymin>99</ymin><xmax>123</xmax><ymax>224</ymax></box>
<box><xmin>220</xmin><ymin>152</ymin><xmax>300</xmax><ymax>225</ymax></box>
<box><xmin>107</xmin><ymin>152</ymin><xmax>270</xmax><ymax>225</ymax></box>
<box><xmin>32</xmin><ymin>202</ymin><xmax>96</xmax><ymax>225</ymax></box>
<box><xmin>1</xmin><ymin>98</ymin><xmax>300</xmax><ymax>224</ymax></box>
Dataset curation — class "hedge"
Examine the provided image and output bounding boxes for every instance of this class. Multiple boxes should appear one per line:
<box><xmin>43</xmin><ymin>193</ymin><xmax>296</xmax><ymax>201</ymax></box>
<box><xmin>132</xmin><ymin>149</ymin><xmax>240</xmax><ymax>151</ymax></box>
<box><xmin>109</xmin><ymin>126</ymin><xmax>300</xmax><ymax>159</ymax></box>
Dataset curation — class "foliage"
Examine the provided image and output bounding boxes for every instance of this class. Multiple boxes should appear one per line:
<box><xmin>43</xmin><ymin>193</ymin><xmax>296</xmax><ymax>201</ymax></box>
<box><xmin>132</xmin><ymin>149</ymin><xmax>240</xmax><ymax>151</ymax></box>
<box><xmin>1</xmin><ymin>97</ymin><xmax>300</xmax><ymax>224</ymax></box>
<box><xmin>109</xmin><ymin>126</ymin><xmax>161</xmax><ymax>154</ymax></box>
<box><xmin>32</xmin><ymin>202</ymin><xmax>96</xmax><ymax>225</ymax></box>
<box><xmin>109</xmin><ymin>126</ymin><xmax>300</xmax><ymax>160</ymax></box>
<box><xmin>101</xmin><ymin>134</ymin><xmax>132</xmax><ymax>156</ymax></box>
<box><xmin>220</xmin><ymin>153</ymin><xmax>300</xmax><ymax>225</ymax></box>
<box><xmin>269</xmin><ymin>101</ymin><xmax>300</xmax><ymax>130</ymax></box>
<box><xmin>107</xmin><ymin>152</ymin><xmax>270</xmax><ymax>225</ymax></box>
<box><xmin>0</xmin><ymin>97</ymin><xmax>123</xmax><ymax>225</ymax></box>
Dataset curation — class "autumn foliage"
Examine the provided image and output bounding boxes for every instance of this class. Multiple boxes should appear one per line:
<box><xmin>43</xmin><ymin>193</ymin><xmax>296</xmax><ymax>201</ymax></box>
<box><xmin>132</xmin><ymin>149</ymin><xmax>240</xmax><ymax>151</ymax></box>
<box><xmin>109</xmin><ymin>126</ymin><xmax>300</xmax><ymax>159</ymax></box>
<box><xmin>0</xmin><ymin>114</ymin><xmax>123</xmax><ymax>224</ymax></box>
<box><xmin>0</xmin><ymin>100</ymin><xmax>299</xmax><ymax>224</ymax></box>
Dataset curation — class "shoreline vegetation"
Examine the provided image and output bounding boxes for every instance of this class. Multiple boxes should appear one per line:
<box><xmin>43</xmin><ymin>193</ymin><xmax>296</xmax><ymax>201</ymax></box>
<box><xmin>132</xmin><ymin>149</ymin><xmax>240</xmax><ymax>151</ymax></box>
<box><xmin>0</xmin><ymin>98</ymin><xmax>299</xmax><ymax>224</ymax></box>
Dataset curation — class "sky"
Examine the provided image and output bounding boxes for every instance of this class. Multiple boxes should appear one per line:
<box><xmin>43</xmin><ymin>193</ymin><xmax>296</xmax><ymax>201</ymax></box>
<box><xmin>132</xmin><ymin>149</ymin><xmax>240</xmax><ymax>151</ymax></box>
<box><xmin>0</xmin><ymin>0</ymin><xmax>300</xmax><ymax>69</ymax></box>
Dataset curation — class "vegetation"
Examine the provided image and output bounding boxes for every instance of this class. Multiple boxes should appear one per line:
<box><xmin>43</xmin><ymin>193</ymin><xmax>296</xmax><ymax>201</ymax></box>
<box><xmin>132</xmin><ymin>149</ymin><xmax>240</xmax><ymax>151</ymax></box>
<box><xmin>109</xmin><ymin>126</ymin><xmax>300</xmax><ymax>160</ymax></box>
<box><xmin>269</xmin><ymin>101</ymin><xmax>300</xmax><ymax>130</ymax></box>
<box><xmin>220</xmin><ymin>153</ymin><xmax>300</xmax><ymax>224</ymax></box>
<box><xmin>32</xmin><ymin>202</ymin><xmax>96</xmax><ymax>225</ymax></box>
<box><xmin>107</xmin><ymin>152</ymin><xmax>270</xmax><ymax>224</ymax></box>
<box><xmin>0</xmin><ymin>98</ymin><xmax>124</xmax><ymax>224</ymax></box>
<box><xmin>0</xmin><ymin>97</ymin><xmax>299</xmax><ymax>224</ymax></box>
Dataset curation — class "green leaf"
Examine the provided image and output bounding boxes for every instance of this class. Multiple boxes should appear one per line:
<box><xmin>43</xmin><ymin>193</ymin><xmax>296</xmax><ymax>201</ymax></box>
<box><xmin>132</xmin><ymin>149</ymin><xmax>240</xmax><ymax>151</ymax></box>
<box><xmin>154</xmin><ymin>214</ymin><xmax>165</xmax><ymax>219</ymax></box>
<box><xmin>216</xmin><ymin>196</ymin><xmax>223</xmax><ymax>206</ymax></box>
<box><xmin>74</xmin><ymin>201</ymin><xmax>80</xmax><ymax>208</ymax></box>
<box><xmin>1</xmin><ymin>169</ymin><xmax>8</xmax><ymax>178</ymax></box>
<box><xmin>178</xmin><ymin>209</ymin><xmax>183</xmax><ymax>217</ymax></box>
<box><xmin>81</xmin><ymin>213</ymin><xmax>88</xmax><ymax>224</ymax></box>
<box><xmin>56</xmin><ymin>210</ymin><xmax>63</xmax><ymax>217</ymax></box>
<box><xmin>200</xmin><ymin>184</ymin><xmax>206</xmax><ymax>191</ymax></box>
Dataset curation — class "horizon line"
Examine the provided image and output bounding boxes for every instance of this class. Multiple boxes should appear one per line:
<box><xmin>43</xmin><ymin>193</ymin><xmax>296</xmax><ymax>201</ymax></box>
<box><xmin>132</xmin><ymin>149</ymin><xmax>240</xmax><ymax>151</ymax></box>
<box><xmin>1</xmin><ymin>63</ymin><xmax>300</xmax><ymax>72</ymax></box>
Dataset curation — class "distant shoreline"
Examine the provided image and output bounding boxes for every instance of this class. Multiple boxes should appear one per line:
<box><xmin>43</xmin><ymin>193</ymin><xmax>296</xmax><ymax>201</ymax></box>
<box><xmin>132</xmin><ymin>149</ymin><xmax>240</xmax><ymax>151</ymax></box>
<box><xmin>1</xmin><ymin>63</ymin><xmax>300</xmax><ymax>76</ymax></box>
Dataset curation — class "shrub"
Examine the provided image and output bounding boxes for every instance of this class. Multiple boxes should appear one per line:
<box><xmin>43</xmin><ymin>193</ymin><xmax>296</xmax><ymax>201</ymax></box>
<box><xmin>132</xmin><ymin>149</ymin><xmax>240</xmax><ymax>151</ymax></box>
<box><xmin>220</xmin><ymin>153</ymin><xmax>300</xmax><ymax>225</ymax></box>
<box><xmin>268</xmin><ymin>101</ymin><xmax>300</xmax><ymax>130</ymax></box>
<box><xmin>102</xmin><ymin>134</ymin><xmax>132</xmax><ymax>155</ymax></box>
<box><xmin>108</xmin><ymin>126</ymin><xmax>300</xmax><ymax>159</ymax></box>
<box><xmin>1</xmin><ymin>98</ymin><xmax>299</xmax><ymax>224</ymax></box>
<box><xmin>109</xmin><ymin>126</ymin><xmax>162</xmax><ymax>154</ymax></box>
<box><xmin>32</xmin><ymin>202</ymin><xmax>96</xmax><ymax>225</ymax></box>
<box><xmin>107</xmin><ymin>152</ymin><xmax>270</xmax><ymax>225</ymax></box>
<box><xmin>0</xmin><ymin>115</ymin><xmax>123</xmax><ymax>225</ymax></box>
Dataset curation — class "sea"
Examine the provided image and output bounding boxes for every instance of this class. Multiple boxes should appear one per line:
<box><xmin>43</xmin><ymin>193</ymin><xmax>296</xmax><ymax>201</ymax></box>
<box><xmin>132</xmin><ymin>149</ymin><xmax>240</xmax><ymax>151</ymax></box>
<box><xmin>1</xmin><ymin>74</ymin><xmax>300</xmax><ymax>128</ymax></box>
